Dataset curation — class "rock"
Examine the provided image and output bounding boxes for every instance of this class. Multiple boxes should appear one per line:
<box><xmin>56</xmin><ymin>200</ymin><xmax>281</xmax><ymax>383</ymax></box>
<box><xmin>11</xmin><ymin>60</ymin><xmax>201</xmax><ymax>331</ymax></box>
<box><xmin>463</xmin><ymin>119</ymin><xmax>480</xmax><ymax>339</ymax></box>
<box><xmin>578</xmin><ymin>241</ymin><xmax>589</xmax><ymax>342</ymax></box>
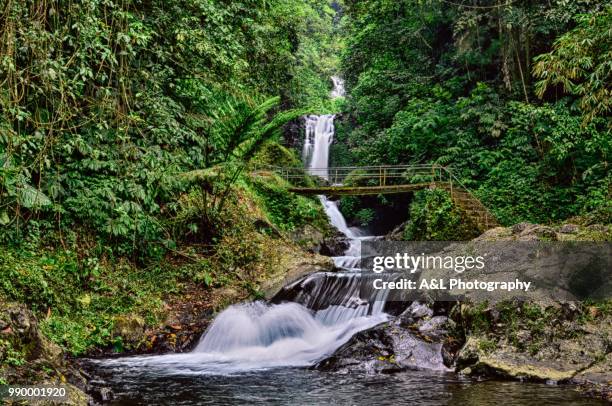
<box><xmin>511</xmin><ymin>222</ymin><xmax>533</xmax><ymax>235</ymax></box>
<box><xmin>507</xmin><ymin>222</ymin><xmax>558</xmax><ymax>241</ymax></box>
<box><xmin>290</xmin><ymin>224</ymin><xmax>325</xmax><ymax>252</ymax></box>
<box><xmin>313</xmin><ymin>323</ymin><xmax>399</xmax><ymax>374</ymax></box>
<box><xmin>586</xmin><ymin>224</ymin><xmax>609</xmax><ymax>233</ymax></box>
<box><xmin>517</xmin><ymin>225</ymin><xmax>558</xmax><ymax>241</ymax></box>
<box><xmin>314</xmin><ymin>321</ymin><xmax>449</xmax><ymax>374</ymax></box>
<box><xmin>572</xmin><ymin>353</ymin><xmax>612</xmax><ymax>401</ymax></box>
<box><xmin>386</xmin><ymin>221</ymin><xmax>408</xmax><ymax>241</ymax></box>
<box><xmin>112</xmin><ymin>314</ymin><xmax>145</xmax><ymax>344</ymax></box>
<box><xmin>456</xmin><ymin>313</ymin><xmax>611</xmax><ymax>384</ymax></box>
<box><xmin>10</xmin><ymin>306</ymin><xmax>32</xmax><ymax>334</ymax></box>
<box><xmin>515</xmin><ymin>330</ymin><xmax>531</xmax><ymax>343</ymax></box>
<box><xmin>318</xmin><ymin>237</ymin><xmax>350</xmax><ymax>256</ymax></box>
<box><xmin>0</xmin><ymin>303</ymin><xmax>91</xmax><ymax>404</ymax></box>
<box><xmin>63</xmin><ymin>383</ymin><xmax>89</xmax><ymax>406</ymax></box>
<box><xmin>572</xmin><ymin>353</ymin><xmax>612</xmax><ymax>386</ymax></box>
<box><xmin>32</xmin><ymin>330</ymin><xmax>64</xmax><ymax>365</ymax></box>
<box><xmin>397</xmin><ymin>301</ymin><xmax>433</xmax><ymax>325</ymax></box>
<box><xmin>261</xmin><ymin>249</ymin><xmax>334</xmax><ymax>300</ymax></box>
<box><xmin>559</xmin><ymin>224</ymin><xmax>579</xmax><ymax>234</ymax></box>
<box><xmin>282</xmin><ymin>117</ymin><xmax>306</xmax><ymax>150</ymax></box>
<box><xmin>456</xmin><ymin>337</ymin><xmax>579</xmax><ymax>381</ymax></box>
<box><xmin>418</xmin><ymin>316</ymin><xmax>455</xmax><ymax>339</ymax></box>
<box><xmin>89</xmin><ymin>385</ymin><xmax>114</xmax><ymax>403</ymax></box>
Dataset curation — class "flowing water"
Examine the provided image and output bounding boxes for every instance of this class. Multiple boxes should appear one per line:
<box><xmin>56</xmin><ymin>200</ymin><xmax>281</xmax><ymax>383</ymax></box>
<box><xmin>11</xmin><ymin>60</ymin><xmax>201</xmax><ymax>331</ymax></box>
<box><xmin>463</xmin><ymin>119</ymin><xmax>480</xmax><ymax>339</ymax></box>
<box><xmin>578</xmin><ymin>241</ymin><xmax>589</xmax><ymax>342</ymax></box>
<box><xmin>88</xmin><ymin>77</ymin><xmax>602</xmax><ymax>405</ymax></box>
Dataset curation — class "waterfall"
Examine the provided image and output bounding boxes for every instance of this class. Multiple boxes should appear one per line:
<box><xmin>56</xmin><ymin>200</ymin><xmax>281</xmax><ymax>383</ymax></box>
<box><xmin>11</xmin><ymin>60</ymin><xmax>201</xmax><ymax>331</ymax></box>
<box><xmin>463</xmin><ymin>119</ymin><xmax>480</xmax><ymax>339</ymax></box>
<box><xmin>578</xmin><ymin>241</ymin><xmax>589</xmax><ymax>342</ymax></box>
<box><xmin>190</xmin><ymin>76</ymin><xmax>390</xmax><ymax>370</ymax></box>
<box><xmin>305</xmin><ymin>114</ymin><xmax>335</xmax><ymax>180</ymax></box>
<box><xmin>102</xmin><ymin>77</ymin><xmax>391</xmax><ymax>374</ymax></box>
<box><xmin>330</xmin><ymin>76</ymin><xmax>346</xmax><ymax>98</ymax></box>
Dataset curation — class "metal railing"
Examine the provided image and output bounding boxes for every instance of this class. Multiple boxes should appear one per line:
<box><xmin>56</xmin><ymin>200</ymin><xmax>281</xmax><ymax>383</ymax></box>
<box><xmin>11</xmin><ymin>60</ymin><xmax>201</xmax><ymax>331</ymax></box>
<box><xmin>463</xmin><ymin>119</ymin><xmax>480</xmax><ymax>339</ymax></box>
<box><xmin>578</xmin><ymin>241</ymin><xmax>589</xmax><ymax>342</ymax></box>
<box><xmin>256</xmin><ymin>164</ymin><xmax>447</xmax><ymax>187</ymax></box>
<box><xmin>252</xmin><ymin>163</ymin><xmax>499</xmax><ymax>230</ymax></box>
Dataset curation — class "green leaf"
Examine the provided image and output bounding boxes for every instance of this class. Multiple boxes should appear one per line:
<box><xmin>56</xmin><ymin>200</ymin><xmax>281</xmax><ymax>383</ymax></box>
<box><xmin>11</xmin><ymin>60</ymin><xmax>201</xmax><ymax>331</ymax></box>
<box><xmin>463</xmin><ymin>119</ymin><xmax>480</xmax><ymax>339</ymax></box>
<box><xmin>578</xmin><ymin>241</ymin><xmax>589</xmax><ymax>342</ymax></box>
<box><xmin>0</xmin><ymin>211</ymin><xmax>10</xmax><ymax>225</ymax></box>
<box><xmin>17</xmin><ymin>184</ymin><xmax>52</xmax><ymax>209</ymax></box>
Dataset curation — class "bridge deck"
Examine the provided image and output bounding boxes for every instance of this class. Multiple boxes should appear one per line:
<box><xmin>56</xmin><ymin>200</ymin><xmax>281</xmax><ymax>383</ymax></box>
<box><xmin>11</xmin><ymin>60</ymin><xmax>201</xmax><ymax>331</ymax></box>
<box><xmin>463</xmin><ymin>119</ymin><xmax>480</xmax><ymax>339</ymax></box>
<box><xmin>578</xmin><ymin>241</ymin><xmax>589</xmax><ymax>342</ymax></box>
<box><xmin>288</xmin><ymin>182</ymin><xmax>439</xmax><ymax>196</ymax></box>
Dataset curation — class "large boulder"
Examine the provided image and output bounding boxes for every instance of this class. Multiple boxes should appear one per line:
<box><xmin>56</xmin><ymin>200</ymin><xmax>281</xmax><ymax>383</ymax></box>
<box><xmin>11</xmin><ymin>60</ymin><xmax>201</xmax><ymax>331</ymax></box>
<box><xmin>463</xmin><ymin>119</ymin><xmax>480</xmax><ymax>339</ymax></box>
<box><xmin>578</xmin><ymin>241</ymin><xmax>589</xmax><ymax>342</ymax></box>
<box><xmin>313</xmin><ymin>323</ymin><xmax>450</xmax><ymax>374</ymax></box>
<box><xmin>318</xmin><ymin>237</ymin><xmax>350</xmax><ymax>257</ymax></box>
<box><xmin>571</xmin><ymin>353</ymin><xmax>612</xmax><ymax>401</ymax></box>
<box><xmin>260</xmin><ymin>244</ymin><xmax>335</xmax><ymax>300</ymax></box>
<box><xmin>314</xmin><ymin>310</ymin><xmax>452</xmax><ymax>374</ymax></box>
<box><xmin>456</xmin><ymin>313</ymin><xmax>611</xmax><ymax>396</ymax></box>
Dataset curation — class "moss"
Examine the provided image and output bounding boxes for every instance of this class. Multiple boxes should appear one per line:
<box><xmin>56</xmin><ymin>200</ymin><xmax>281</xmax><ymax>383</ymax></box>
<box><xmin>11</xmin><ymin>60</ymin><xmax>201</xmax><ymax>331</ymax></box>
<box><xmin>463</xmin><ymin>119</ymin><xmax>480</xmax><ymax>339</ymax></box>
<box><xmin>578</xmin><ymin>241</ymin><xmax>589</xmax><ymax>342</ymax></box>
<box><xmin>251</xmin><ymin>142</ymin><xmax>302</xmax><ymax>168</ymax></box>
<box><xmin>478</xmin><ymin>339</ymin><xmax>497</xmax><ymax>354</ymax></box>
<box><xmin>246</xmin><ymin>174</ymin><xmax>329</xmax><ymax>232</ymax></box>
<box><xmin>403</xmin><ymin>189</ymin><xmax>480</xmax><ymax>241</ymax></box>
<box><xmin>0</xmin><ymin>339</ymin><xmax>26</xmax><ymax>367</ymax></box>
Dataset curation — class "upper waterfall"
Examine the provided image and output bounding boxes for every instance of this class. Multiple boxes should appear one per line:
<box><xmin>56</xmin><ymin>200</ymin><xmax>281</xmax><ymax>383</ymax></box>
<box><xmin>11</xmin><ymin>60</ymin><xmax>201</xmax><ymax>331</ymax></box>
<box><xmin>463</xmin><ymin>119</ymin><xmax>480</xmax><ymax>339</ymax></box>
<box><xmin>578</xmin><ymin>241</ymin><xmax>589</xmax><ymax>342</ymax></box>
<box><xmin>331</xmin><ymin>76</ymin><xmax>346</xmax><ymax>98</ymax></box>
<box><xmin>305</xmin><ymin>114</ymin><xmax>335</xmax><ymax>180</ymax></box>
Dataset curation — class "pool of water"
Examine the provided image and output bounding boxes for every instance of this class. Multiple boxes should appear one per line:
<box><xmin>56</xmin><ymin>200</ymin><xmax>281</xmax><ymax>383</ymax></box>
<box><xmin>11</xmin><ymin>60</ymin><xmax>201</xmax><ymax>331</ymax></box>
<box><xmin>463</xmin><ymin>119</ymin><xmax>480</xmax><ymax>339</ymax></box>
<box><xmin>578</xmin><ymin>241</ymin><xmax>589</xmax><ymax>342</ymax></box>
<box><xmin>89</xmin><ymin>363</ymin><xmax>602</xmax><ymax>405</ymax></box>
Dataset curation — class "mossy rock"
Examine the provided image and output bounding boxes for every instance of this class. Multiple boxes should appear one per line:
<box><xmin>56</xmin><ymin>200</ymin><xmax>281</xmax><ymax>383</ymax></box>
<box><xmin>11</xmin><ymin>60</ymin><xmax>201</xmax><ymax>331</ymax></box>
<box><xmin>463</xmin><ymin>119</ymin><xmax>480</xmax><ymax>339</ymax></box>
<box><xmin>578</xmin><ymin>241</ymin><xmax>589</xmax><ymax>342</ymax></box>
<box><xmin>112</xmin><ymin>314</ymin><xmax>145</xmax><ymax>344</ymax></box>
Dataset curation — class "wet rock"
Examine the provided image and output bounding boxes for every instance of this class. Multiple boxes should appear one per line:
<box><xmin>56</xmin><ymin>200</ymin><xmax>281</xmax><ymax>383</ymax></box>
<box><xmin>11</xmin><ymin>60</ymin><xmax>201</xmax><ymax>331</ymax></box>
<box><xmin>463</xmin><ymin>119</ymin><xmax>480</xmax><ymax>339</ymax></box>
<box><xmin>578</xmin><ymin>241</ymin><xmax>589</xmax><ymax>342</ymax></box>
<box><xmin>397</xmin><ymin>301</ymin><xmax>433</xmax><ymax>325</ymax></box>
<box><xmin>572</xmin><ymin>353</ymin><xmax>612</xmax><ymax>401</ymax></box>
<box><xmin>313</xmin><ymin>323</ymin><xmax>399</xmax><ymax>374</ymax></box>
<box><xmin>89</xmin><ymin>385</ymin><xmax>114</xmax><ymax>403</ymax></box>
<box><xmin>314</xmin><ymin>321</ymin><xmax>449</xmax><ymax>374</ymax></box>
<box><xmin>282</xmin><ymin>118</ymin><xmax>305</xmax><ymax>150</ymax></box>
<box><xmin>318</xmin><ymin>237</ymin><xmax>350</xmax><ymax>257</ymax></box>
<box><xmin>418</xmin><ymin>316</ymin><xmax>455</xmax><ymax>340</ymax></box>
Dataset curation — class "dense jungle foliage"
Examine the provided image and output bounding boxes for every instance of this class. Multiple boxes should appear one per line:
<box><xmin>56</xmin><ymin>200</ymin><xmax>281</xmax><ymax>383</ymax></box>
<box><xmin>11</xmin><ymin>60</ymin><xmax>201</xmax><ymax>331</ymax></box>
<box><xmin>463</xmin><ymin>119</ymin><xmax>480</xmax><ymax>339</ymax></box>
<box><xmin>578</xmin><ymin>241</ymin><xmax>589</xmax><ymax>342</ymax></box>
<box><xmin>0</xmin><ymin>0</ymin><xmax>610</xmax><ymax>356</ymax></box>
<box><xmin>333</xmin><ymin>0</ymin><xmax>611</xmax><ymax>227</ymax></box>
<box><xmin>0</xmin><ymin>0</ymin><xmax>339</xmax><ymax>256</ymax></box>
<box><xmin>0</xmin><ymin>0</ymin><xmax>341</xmax><ymax>353</ymax></box>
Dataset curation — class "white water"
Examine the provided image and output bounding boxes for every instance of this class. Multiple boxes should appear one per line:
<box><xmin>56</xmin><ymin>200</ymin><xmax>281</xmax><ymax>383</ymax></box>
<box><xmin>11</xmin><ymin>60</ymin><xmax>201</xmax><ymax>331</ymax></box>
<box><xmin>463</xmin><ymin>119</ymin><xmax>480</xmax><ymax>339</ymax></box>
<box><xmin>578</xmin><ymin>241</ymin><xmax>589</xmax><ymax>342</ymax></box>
<box><xmin>304</xmin><ymin>114</ymin><xmax>335</xmax><ymax>180</ymax></box>
<box><xmin>98</xmin><ymin>77</ymin><xmax>390</xmax><ymax>374</ymax></box>
<box><xmin>331</xmin><ymin>76</ymin><xmax>346</xmax><ymax>99</ymax></box>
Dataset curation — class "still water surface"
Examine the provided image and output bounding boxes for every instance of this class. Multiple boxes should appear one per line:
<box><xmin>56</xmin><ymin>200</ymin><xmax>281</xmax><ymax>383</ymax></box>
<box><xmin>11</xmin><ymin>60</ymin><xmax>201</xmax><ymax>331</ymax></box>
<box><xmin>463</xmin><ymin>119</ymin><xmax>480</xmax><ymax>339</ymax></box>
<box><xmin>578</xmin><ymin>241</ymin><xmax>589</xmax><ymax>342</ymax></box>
<box><xmin>90</xmin><ymin>364</ymin><xmax>603</xmax><ymax>405</ymax></box>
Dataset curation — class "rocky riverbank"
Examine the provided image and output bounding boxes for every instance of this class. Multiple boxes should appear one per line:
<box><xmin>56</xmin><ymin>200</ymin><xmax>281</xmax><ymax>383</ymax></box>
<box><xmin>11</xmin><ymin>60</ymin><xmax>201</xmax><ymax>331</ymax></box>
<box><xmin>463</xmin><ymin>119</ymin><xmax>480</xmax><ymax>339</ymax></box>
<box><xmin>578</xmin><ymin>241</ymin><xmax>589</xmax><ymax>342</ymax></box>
<box><xmin>2</xmin><ymin>220</ymin><xmax>609</xmax><ymax>404</ymax></box>
<box><xmin>313</xmin><ymin>221</ymin><xmax>611</xmax><ymax>401</ymax></box>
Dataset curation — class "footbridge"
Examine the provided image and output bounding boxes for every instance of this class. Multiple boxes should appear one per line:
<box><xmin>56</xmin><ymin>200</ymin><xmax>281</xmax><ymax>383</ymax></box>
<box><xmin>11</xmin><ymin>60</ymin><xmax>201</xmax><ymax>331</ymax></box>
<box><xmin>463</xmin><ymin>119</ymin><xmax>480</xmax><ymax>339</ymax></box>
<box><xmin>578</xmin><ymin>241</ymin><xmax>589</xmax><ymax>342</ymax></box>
<box><xmin>253</xmin><ymin>164</ymin><xmax>499</xmax><ymax>231</ymax></box>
